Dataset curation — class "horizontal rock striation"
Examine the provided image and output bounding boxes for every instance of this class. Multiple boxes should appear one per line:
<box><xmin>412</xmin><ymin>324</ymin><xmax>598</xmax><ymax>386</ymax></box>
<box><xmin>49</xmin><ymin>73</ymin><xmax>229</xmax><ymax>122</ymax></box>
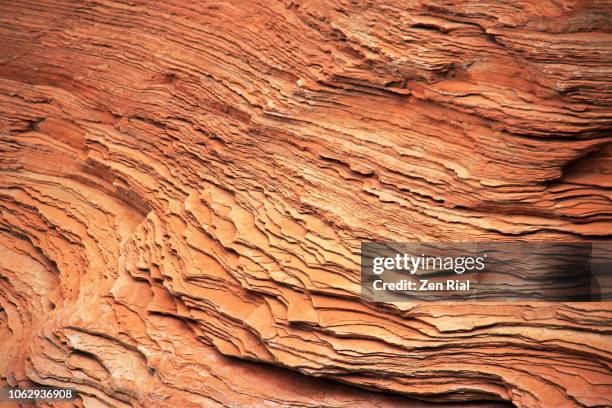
<box><xmin>1</xmin><ymin>1</ymin><xmax>611</xmax><ymax>407</ymax></box>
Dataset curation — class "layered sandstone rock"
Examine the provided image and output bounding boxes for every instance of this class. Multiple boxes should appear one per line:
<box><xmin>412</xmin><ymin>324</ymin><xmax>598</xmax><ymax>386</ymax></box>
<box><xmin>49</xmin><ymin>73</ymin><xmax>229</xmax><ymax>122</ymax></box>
<box><xmin>0</xmin><ymin>1</ymin><xmax>611</xmax><ymax>407</ymax></box>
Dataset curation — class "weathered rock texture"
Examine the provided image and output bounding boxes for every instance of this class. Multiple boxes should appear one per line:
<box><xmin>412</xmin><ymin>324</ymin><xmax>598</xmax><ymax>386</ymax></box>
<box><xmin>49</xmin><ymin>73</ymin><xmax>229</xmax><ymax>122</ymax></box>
<box><xmin>1</xmin><ymin>1</ymin><xmax>611</xmax><ymax>407</ymax></box>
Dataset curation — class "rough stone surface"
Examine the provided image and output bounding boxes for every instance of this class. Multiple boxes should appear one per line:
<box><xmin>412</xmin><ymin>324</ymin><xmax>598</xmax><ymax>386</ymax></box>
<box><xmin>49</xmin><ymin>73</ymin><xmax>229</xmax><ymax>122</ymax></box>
<box><xmin>0</xmin><ymin>1</ymin><xmax>611</xmax><ymax>407</ymax></box>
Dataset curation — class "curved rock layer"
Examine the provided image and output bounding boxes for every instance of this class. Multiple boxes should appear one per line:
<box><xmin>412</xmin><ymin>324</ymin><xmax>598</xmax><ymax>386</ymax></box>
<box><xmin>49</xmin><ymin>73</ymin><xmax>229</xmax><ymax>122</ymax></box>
<box><xmin>1</xmin><ymin>1</ymin><xmax>611</xmax><ymax>407</ymax></box>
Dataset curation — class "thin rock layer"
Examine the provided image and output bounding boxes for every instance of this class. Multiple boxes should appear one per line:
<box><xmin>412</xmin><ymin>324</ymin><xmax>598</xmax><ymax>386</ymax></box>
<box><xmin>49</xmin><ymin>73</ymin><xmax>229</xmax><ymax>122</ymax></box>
<box><xmin>0</xmin><ymin>1</ymin><xmax>611</xmax><ymax>407</ymax></box>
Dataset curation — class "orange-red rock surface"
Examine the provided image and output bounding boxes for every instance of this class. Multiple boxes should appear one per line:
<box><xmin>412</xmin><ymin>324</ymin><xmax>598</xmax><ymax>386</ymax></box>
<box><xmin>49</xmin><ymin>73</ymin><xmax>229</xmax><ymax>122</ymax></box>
<box><xmin>1</xmin><ymin>1</ymin><xmax>611</xmax><ymax>407</ymax></box>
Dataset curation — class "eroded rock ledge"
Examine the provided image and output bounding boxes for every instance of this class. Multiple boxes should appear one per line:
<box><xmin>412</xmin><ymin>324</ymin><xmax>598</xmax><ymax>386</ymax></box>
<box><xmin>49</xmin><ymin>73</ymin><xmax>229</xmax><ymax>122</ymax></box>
<box><xmin>1</xmin><ymin>1</ymin><xmax>611</xmax><ymax>407</ymax></box>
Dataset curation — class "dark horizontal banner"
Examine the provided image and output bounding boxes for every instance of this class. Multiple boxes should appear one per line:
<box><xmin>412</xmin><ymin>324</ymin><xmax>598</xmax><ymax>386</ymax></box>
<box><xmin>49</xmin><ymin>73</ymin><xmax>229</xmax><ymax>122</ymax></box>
<box><xmin>361</xmin><ymin>242</ymin><xmax>612</xmax><ymax>302</ymax></box>
<box><xmin>0</xmin><ymin>387</ymin><xmax>76</xmax><ymax>402</ymax></box>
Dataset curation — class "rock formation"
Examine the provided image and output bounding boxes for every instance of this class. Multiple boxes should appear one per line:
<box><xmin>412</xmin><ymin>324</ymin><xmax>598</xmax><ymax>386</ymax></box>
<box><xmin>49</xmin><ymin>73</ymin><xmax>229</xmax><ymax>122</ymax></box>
<box><xmin>0</xmin><ymin>0</ymin><xmax>611</xmax><ymax>407</ymax></box>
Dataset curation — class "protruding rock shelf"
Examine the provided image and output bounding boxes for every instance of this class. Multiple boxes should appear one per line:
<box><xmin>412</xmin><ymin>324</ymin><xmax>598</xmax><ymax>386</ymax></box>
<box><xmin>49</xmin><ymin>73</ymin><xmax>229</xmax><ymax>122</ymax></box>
<box><xmin>0</xmin><ymin>1</ymin><xmax>611</xmax><ymax>407</ymax></box>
